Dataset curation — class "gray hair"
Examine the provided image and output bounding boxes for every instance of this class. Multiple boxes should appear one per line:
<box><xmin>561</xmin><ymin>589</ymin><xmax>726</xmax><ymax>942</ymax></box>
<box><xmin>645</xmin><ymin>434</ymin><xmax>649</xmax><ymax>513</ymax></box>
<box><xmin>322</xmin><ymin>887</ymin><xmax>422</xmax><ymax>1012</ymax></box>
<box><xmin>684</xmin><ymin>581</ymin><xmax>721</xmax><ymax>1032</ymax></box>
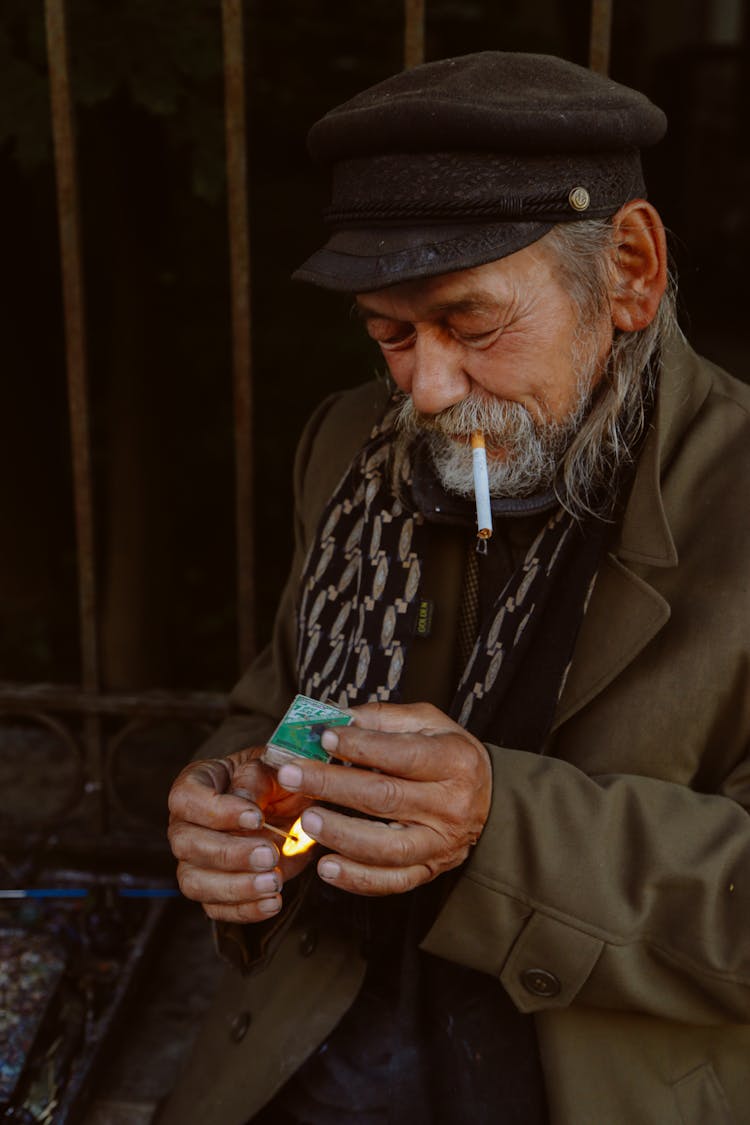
<box><xmin>544</xmin><ymin>218</ymin><xmax>680</xmax><ymax>519</ymax></box>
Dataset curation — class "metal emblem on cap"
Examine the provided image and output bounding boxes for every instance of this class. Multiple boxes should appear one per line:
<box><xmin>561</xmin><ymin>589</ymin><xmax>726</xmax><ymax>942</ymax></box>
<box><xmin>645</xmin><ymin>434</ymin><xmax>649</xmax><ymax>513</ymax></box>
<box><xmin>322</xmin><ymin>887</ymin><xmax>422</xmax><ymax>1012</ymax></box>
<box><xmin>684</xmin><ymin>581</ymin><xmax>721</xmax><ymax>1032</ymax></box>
<box><xmin>568</xmin><ymin>186</ymin><xmax>591</xmax><ymax>212</ymax></box>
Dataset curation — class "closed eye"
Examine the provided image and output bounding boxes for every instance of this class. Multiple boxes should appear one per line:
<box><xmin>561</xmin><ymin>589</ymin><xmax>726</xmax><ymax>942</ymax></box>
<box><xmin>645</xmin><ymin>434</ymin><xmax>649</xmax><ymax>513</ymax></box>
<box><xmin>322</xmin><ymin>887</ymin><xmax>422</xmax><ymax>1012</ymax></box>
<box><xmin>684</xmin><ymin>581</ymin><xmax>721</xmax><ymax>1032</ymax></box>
<box><xmin>379</xmin><ymin>331</ymin><xmax>417</xmax><ymax>351</ymax></box>
<box><xmin>364</xmin><ymin>319</ymin><xmax>416</xmax><ymax>350</ymax></box>
<box><xmin>454</xmin><ymin>327</ymin><xmax>502</xmax><ymax>347</ymax></box>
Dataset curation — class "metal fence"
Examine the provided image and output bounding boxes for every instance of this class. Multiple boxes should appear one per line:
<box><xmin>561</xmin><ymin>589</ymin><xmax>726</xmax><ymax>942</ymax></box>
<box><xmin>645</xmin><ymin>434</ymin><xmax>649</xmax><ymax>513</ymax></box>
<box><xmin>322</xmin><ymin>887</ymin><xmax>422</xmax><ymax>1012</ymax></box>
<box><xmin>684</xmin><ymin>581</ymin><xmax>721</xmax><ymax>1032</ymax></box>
<box><xmin>0</xmin><ymin>0</ymin><xmax>613</xmax><ymax>863</ymax></box>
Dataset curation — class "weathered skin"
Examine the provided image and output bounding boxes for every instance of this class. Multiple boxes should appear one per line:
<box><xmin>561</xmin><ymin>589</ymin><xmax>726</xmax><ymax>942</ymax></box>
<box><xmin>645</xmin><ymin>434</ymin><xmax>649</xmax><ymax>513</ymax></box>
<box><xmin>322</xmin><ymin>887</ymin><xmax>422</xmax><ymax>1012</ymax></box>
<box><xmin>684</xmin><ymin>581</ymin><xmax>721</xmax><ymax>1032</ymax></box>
<box><xmin>168</xmin><ymin>701</ymin><xmax>491</xmax><ymax>917</ymax></box>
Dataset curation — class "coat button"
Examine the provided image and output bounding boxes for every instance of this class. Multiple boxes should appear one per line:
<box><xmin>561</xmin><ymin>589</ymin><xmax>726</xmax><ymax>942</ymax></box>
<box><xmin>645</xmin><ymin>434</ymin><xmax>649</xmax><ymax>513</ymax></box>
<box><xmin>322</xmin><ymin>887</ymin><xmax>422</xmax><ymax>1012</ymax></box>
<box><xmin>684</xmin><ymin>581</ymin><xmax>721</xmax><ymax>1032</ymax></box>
<box><xmin>520</xmin><ymin>968</ymin><xmax>561</xmax><ymax>998</ymax></box>
<box><xmin>299</xmin><ymin>928</ymin><xmax>318</xmax><ymax>957</ymax></box>
<box><xmin>229</xmin><ymin>1011</ymin><xmax>251</xmax><ymax>1042</ymax></box>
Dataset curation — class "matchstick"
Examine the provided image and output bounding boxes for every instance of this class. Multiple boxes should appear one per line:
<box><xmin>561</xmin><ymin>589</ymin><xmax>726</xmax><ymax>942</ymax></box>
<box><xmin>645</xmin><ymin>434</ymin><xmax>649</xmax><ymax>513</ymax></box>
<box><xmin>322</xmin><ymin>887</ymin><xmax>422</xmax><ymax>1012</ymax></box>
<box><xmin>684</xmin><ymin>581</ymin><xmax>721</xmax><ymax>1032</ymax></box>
<box><xmin>263</xmin><ymin>821</ymin><xmax>294</xmax><ymax>841</ymax></box>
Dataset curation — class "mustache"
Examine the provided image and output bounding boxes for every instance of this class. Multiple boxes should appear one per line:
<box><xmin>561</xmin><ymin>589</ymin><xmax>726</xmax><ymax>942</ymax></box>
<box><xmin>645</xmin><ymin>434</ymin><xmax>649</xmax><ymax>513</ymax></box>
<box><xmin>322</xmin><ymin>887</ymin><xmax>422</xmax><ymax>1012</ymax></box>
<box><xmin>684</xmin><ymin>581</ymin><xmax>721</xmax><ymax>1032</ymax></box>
<box><xmin>395</xmin><ymin>393</ymin><xmax>539</xmax><ymax>441</ymax></box>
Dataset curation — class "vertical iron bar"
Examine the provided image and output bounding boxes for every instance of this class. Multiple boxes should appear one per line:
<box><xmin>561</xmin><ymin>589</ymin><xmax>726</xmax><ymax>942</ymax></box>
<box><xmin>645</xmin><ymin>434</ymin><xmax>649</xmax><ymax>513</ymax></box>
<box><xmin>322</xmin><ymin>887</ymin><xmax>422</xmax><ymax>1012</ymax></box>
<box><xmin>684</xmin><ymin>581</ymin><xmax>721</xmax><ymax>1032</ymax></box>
<box><xmin>45</xmin><ymin>0</ymin><xmax>105</xmax><ymax>831</ymax></box>
<box><xmin>221</xmin><ymin>0</ymin><xmax>256</xmax><ymax>671</ymax></box>
<box><xmin>589</xmin><ymin>0</ymin><xmax>613</xmax><ymax>75</ymax></box>
<box><xmin>404</xmin><ymin>0</ymin><xmax>426</xmax><ymax>69</ymax></box>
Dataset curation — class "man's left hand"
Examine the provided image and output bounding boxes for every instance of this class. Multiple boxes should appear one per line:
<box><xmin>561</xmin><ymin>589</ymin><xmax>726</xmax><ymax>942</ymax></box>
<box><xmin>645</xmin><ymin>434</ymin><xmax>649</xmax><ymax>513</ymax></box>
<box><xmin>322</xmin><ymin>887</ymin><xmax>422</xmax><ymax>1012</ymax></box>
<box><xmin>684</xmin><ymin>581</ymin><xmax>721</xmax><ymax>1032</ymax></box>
<box><xmin>275</xmin><ymin>701</ymin><xmax>492</xmax><ymax>895</ymax></box>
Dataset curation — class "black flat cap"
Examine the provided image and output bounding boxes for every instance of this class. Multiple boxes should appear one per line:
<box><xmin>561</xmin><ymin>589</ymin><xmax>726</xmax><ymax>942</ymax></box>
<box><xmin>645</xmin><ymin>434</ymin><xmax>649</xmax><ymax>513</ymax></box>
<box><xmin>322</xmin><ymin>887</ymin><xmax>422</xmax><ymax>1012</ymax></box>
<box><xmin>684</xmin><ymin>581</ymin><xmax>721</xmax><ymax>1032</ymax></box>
<box><xmin>293</xmin><ymin>52</ymin><xmax>667</xmax><ymax>292</ymax></box>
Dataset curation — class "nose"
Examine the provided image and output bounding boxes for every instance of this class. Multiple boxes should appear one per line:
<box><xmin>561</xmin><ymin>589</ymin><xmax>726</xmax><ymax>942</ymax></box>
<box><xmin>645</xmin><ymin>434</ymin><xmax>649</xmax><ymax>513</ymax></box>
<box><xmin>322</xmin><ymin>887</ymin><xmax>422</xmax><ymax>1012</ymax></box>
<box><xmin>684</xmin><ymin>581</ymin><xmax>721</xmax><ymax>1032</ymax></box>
<box><xmin>408</xmin><ymin>332</ymin><xmax>470</xmax><ymax>415</ymax></box>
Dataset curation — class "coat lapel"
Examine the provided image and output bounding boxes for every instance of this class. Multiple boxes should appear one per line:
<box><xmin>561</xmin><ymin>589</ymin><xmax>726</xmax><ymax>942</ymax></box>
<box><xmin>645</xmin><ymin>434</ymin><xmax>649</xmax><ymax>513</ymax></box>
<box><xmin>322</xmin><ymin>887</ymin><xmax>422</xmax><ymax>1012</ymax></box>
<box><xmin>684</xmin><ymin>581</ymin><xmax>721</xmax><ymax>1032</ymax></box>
<box><xmin>553</xmin><ymin>554</ymin><xmax>670</xmax><ymax>729</ymax></box>
<box><xmin>553</xmin><ymin>333</ymin><xmax>712</xmax><ymax>730</ymax></box>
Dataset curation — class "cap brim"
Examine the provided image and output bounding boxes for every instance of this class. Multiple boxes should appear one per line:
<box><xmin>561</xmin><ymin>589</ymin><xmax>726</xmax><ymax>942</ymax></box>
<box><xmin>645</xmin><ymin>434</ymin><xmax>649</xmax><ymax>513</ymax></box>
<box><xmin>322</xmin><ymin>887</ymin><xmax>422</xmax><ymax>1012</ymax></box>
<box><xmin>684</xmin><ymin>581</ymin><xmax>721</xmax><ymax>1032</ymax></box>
<box><xmin>292</xmin><ymin>220</ymin><xmax>553</xmax><ymax>293</ymax></box>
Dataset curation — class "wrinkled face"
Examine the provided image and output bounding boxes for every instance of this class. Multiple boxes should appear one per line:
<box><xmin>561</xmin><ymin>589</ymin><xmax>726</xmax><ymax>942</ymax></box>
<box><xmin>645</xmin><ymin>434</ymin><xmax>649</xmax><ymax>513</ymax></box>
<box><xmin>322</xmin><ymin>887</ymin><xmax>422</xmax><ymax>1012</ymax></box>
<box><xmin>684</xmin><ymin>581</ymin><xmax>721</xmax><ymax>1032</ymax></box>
<box><xmin>356</xmin><ymin>236</ymin><xmax>614</xmax><ymax>495</ymax></box>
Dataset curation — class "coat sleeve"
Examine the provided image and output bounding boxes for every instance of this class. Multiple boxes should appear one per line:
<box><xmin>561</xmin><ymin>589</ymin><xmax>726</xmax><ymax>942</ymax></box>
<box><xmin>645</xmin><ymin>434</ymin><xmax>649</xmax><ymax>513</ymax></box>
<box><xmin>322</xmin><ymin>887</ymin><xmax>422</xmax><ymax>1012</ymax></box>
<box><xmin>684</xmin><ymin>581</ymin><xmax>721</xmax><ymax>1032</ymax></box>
<box><xmin>188</xmin><ymin>389</ymin><xmax>353</xmax><ymax>976</ymax></box>
<box><xmin>192</xmin><ymin>378</ymin><xmax>391</xmax><ymax>762</ymax></box>
<box><xmin>189</xmin><ymin>381</ymin><xmax>390</xmax><ymax>973</ymax></box>
<box><xmin>187</xmin><ymin>394</ymin><xmax>346</xmax><ymax>975</ymax></box>
<box><xmin>420</xmin><ymin>740</ymin><xmax>750</xmax><ymax>1026</ymax></box>
<box><xmin>191</xmin><ymin>390</ymin><xmax>352</xmax><ymax>764</ymax></box>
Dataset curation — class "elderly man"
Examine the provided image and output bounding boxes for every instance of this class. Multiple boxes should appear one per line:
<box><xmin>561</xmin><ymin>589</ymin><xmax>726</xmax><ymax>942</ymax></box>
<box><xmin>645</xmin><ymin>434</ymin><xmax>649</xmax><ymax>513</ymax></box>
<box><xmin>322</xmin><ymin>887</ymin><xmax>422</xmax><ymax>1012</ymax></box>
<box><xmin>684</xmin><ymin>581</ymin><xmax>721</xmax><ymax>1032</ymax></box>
<box><xmin>161</xmin><ymin>54</ymin><xmax>750</xmax><ymax>1125</ymax></box>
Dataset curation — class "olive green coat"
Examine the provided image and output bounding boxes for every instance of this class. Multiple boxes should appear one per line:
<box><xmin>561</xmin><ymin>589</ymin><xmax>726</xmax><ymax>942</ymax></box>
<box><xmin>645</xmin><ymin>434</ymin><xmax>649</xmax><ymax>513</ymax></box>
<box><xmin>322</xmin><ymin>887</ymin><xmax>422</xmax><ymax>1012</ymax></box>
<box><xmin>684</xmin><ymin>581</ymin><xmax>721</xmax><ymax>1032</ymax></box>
<box><xmin>161</xmin><ymin>334</ymin><xmax>750</xmax><ymax>1125</ymax></box>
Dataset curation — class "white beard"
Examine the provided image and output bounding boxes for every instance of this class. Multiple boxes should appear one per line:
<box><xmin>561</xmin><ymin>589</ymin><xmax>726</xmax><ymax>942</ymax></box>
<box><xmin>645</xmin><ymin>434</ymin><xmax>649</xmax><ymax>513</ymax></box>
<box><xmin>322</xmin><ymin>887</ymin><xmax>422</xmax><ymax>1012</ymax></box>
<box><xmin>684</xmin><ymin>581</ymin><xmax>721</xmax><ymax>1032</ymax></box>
<box><xmin>396</xmin><ymin>386</ymin><xmax>590</xmax><ymax>499</ymax></box>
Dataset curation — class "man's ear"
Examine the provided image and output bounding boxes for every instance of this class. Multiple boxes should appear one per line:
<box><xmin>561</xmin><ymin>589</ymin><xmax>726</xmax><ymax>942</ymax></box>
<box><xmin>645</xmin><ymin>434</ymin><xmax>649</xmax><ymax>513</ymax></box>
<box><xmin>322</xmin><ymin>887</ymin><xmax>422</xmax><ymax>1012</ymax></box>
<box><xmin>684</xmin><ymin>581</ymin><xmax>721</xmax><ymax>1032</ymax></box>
<box><xmin>608</xmin><ymin>200</ymin><xmax>668</xmax><ymax>332</ymax></box>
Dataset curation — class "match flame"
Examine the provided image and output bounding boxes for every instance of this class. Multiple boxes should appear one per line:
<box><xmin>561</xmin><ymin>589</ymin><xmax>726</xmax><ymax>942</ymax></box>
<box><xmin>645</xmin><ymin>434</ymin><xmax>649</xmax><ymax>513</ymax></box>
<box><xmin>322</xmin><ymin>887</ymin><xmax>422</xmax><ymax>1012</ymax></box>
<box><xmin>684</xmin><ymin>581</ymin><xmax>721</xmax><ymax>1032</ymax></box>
<box><xmin>282</xmin><ymin>816</ymin><xmax>316</xmax><ymax>857</ymax></box>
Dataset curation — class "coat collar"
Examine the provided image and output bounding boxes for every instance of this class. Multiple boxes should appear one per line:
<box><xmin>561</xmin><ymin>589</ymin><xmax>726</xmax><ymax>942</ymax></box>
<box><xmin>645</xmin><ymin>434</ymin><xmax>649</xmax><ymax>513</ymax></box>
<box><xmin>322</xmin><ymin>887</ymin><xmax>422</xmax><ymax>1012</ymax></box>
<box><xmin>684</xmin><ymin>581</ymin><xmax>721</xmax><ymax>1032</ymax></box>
<box><xmin>553</xmin><ymin>331</ymin><xmax>713</xmax><ymax>730</ymax></box>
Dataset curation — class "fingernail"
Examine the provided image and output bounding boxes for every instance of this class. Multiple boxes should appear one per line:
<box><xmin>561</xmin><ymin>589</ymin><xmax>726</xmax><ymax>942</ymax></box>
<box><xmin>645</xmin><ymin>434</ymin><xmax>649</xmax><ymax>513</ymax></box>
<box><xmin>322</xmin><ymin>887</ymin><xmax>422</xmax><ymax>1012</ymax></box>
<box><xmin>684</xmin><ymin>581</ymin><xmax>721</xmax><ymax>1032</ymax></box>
<box><xmin>278</xmin><ymin>764</ymin><xmax>303</xmax><ymax>790</ymax></box>
<box><xmin>301</xmin><ymin>810</ymin><xmax>323</xmax><ymax>837</ymax></box>
<box><xmin>239</xmin><ymin>810</ymin><xmax>262</xmax><ymax>829</ymax></box>
<box><xmin>321</xmin><ymin>730</ymin><xmax>339</xmax><ymax>752</ymax></box>
<box><xmin>319</xmin><ymin>859</ymin><xmax>341</xmax><ymax>881</ymax></box>
<box><xmin>250</xmin><ymin>845</ymin><xmax>275</xmax><ymax>869</ymax></box>
<box><xmin>259</xmin><ymin>896</ymin><xmax>281</xmax><ymax>914</ymax></box>
<box><xmin>255</xmin><ymin>873</ymin><xmax>278</xmax><ymax>893</ymax></box>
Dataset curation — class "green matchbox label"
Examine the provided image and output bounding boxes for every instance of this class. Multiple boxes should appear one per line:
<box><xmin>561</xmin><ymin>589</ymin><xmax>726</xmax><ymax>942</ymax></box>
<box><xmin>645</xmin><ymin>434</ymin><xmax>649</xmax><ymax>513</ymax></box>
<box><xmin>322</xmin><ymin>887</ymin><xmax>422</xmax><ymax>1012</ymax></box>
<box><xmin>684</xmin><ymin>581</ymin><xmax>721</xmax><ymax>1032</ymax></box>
<box><xmin>266</xmin><ymin>694</ymin><xmax>352</xmax><ymax>763</ymax></box>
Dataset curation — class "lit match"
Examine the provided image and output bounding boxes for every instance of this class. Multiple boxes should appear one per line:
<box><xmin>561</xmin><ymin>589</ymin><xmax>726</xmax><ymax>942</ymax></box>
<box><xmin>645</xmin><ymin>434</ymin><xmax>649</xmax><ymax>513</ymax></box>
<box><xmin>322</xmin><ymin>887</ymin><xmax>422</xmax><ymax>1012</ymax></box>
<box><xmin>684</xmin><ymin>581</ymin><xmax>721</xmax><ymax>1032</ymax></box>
<box><xmin>471</xmin><ymin>429</ymin><xmax>493</xmax><ymax>541</ymax></box>
<box><xmin>263</xmin><ymin>816</ymin><xmax>316</xmax><ymax>857</ymax></box>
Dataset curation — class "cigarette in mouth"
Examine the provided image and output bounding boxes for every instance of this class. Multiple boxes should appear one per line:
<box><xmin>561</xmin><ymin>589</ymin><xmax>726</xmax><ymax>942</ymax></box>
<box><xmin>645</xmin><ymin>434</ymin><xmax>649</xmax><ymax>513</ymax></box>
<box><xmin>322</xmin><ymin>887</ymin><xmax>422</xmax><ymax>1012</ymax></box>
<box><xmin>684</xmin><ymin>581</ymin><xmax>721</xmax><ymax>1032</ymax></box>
<box><xmin>471</xmin><ymin>430</ymin><xmax>493</xmax><ymax>540</ymax></box>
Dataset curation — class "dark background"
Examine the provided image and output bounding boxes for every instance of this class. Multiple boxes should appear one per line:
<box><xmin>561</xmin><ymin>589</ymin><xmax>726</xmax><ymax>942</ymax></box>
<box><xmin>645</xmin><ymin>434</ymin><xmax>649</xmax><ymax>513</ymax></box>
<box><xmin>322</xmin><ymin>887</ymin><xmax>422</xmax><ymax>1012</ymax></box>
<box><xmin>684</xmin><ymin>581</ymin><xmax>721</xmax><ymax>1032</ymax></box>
<box><xmin>1</xmin><ymin>0</ymin><xmax>748</xmax><ymax>693</ymax></box>
<box><xmin>0</xmin><ymin>5</ymin><xmax>748</xmax><ymax>1115</ymax></box>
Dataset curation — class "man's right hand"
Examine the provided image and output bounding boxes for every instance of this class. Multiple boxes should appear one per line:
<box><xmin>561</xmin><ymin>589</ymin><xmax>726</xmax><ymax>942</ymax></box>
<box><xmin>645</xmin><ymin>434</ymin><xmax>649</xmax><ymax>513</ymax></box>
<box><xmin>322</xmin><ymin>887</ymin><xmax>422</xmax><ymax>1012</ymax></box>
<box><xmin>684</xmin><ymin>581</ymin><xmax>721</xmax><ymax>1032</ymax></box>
<box><xmin>167</xmin><ymin>749</ymin><xmax>314</xmax><ymax>924</ymax></box>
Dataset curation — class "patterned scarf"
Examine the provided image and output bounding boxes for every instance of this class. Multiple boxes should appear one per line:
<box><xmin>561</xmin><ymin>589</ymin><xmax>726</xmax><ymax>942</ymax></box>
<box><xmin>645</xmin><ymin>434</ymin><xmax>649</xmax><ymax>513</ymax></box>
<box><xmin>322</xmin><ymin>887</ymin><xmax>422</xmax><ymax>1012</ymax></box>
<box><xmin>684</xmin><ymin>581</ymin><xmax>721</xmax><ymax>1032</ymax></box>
<box><xmin>297</xmin><ymin>392</ymin><xmax>615</xmax><ymax>751</ymax></box>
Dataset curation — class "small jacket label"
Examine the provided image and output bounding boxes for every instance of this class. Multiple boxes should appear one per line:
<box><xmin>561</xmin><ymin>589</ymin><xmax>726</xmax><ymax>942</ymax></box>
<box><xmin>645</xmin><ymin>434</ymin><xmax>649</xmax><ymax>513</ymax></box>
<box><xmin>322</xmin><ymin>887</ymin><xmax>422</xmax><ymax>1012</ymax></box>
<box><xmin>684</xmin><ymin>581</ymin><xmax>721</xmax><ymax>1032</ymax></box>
<box><xmin>415</xmin><ymin>599</ymin><xmax>434</xmax><ymax>638</ymax></box>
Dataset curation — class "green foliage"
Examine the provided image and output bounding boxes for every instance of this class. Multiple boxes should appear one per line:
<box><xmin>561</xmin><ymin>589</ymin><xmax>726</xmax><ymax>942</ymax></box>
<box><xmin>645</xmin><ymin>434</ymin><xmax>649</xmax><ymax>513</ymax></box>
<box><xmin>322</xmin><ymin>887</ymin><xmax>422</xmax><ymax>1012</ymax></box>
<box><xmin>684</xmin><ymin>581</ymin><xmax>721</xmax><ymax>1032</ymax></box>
<box><xmin>0</xmin><ymin>9</ymin><xmax>52</xmax><ymax>168</ymax></box>
<box><xmin>0</xmin><ymin>0</ymin><xmax>568</xmax><ymax>198</ymax></box>
<box><xmin>0</xmin><ymin>0</ymin><xmax>226</xmax><ymax>200</ymax></box>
